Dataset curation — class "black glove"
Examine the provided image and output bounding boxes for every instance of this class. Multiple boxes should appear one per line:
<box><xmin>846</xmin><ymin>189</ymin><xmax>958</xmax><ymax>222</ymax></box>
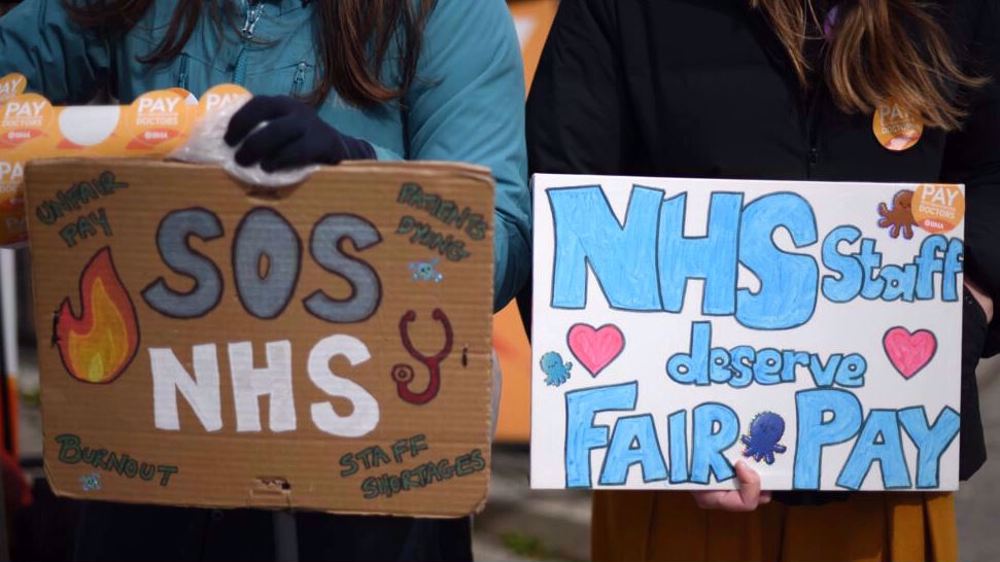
<box><xmin>224</xmin><ymin>95</ymin><xmax>375</xmax><ymax>172</ymax></box>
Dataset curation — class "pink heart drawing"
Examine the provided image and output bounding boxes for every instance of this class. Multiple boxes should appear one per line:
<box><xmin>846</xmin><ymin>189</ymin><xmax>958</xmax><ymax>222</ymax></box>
<box><xmin>882</xmin><ymin>327</ymin><xmax>937</xmax><ymax>379</ymax></box>
<box><xmin>567</xmin><ymin>323</ymin><xmax>625</xmax><ymax>377</ymax></box>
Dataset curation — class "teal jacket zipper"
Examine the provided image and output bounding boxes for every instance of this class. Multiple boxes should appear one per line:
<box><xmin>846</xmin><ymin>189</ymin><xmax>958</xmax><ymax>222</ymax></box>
<box><xmin>232</xmin><ymin>0</ymin><xmax>265</xmax><ymax>86</ymax></box>
<box><xmin>291</xmin><ymin>61</ymin><xmax>306</xmax><ymax>96</ymax></box>
<box><xmin>176</xmin><ymin>54</ymin><xmax>189</xmax><ymax>90</ymax></box>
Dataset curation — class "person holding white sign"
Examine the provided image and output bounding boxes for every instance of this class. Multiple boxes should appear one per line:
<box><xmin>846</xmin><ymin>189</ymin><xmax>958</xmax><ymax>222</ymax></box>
<box><xmin>526</xmin><ymin>0</ymin><xmax>999</xmax><ymax>560</ymax></box>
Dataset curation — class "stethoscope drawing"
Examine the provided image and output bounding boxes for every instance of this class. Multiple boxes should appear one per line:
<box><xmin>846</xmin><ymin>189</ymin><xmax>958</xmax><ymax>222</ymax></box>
<box><xmin>392</xmin><ymin>308</ymin><xmax>454</xmax><ymax>405</ymax></box>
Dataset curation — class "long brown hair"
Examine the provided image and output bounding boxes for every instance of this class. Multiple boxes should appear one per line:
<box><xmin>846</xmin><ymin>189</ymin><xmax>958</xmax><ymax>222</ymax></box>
<box><xmin>751</xmin><ymin>0</ymin><xmax>985</xmax><ymax>130</ymax></box>
<box><xmin>63</xmin><ymin>0</ymin><xmax>435</xmax><ymax>108</ymax></box>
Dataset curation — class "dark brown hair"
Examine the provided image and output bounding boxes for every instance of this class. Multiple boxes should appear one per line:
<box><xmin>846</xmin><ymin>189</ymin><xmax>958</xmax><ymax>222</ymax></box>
<box><xmin>752</xmin><ymin>0</ymin><xmax>986</xmax><ymax>130</ymax></box>
<box><xmin>63</xmin><ymin>0</ymin><xmax>435</xmax><ymax>108</ymax></box>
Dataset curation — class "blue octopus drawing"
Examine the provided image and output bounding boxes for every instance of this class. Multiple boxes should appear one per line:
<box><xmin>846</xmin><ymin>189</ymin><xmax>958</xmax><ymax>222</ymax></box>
<box><xmin>540</xmin><ymin>351</ymin><xmax>572</xmax><ymax>387</ymax></box>
<box><xmin>741</xmin><ymin>411</ymin><xmax>787</xmax><ymax>465</ymax></box>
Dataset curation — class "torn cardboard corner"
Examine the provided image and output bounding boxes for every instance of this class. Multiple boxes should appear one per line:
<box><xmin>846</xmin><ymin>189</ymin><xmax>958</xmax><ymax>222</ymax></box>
<box><xmin>27</xmin><ymin>159</ymin><xmax>495</xmax><ymax>517</ymax></box>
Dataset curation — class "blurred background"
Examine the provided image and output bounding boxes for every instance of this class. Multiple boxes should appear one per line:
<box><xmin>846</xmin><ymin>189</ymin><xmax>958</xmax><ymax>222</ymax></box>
<box><xmin>1</xmin><ymin>0</ymin><xmax>998</xmax><ymax>560</ymax></box>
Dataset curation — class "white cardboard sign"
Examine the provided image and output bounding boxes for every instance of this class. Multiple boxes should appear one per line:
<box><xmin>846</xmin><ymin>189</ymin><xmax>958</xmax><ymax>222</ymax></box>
<box><xmin>530</xmin><ymin>174</ymin><xmax>965</xmax><ymax>491</ymax></box>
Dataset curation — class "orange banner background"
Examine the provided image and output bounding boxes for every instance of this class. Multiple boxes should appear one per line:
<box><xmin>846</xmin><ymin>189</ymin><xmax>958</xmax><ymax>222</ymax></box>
<box><xmin>494</xmin><ymin>0</ymin><xmax>557</xmax><ymax>442</ymax></box>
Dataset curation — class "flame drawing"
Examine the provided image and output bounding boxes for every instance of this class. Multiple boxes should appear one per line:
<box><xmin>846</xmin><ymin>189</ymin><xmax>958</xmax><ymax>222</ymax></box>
<box><xmin>54</xmin><ymin>247</ymin><xmax>140</xmax><ymax>384</ymax></box>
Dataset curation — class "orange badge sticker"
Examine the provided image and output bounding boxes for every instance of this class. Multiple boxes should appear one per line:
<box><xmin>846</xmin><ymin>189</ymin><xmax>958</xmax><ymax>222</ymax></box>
<box><xmin>911</xmin><ymin>184</ymin><xmax>965</xmax><ymax>234</ymax></box>
<box><xmin>1</xmin><ymin>93</ymin><xmax>55</xmax><ymax>150</ymax></box>
<box><xmin>0</xmin><ymin>73</ymin><xmax>27</xmax><ymax>103</ymax></box>
<box><xmin>198</xmin><ymin>84</ymin><xmax>252</xmax><ymax>117</ymax></box>
<box><xmin>0</xmin><ymin>158</ymin><xmax>26</xmax><ymax>246</ymax></box>
<box><xmin>120</xmin><ymin>89</ymin><xmax>195</xmax><ymax>152</ymax></box>
<box><xmin>873</xmin><ymin>103</ymin><xmax>923</xmax><ymax>152</ymax></box>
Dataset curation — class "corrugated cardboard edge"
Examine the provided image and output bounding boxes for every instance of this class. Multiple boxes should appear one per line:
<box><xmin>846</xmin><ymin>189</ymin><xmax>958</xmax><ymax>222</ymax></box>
<box><xmin>25</xmin><ymin>158</ymin><xmax>497</xmax><ymax>518</ymax></box>
<box><xmin>25</xmin><ymin>157</ymin><xmax>493</xmax><ymax>180</ymax></box>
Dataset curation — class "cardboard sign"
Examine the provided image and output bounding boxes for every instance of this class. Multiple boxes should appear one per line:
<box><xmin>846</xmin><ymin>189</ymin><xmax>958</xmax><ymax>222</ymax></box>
<box><xmin>27</xmin><ymin>159</ymin><xmax>494</xmax><ymax>516</ymax></box>
<box><xmin>530</xmin><ymin>174</ymin><xmax>964</xmax><ymax>491</ymax></box>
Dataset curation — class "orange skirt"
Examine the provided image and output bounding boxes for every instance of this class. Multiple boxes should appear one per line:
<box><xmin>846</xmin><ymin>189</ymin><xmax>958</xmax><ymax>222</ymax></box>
<box><xmin>592</xmin><ymin>491</ymin><xmax>957</xmax><ymax>562</ymax></box>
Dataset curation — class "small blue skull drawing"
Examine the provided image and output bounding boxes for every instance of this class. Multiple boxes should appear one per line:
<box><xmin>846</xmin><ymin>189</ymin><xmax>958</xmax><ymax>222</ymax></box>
<box><xmin>80</xmin><ymin>472</ymin><xmax>102</xmax><ymax>492</ymax></box>
<box><xmin>540</xmin><ymin>351</ymin><xmax>572</xmax><ymax>387</ymax></box>
<box><xmin>409</xmin><ymin>258</ymin><xmax>444</xmax><ymax>283</ymax></box>
<box><xmin>741</xmin><ymin>411</ymin><xmax>787</xmax><ymax>465</ymax></box>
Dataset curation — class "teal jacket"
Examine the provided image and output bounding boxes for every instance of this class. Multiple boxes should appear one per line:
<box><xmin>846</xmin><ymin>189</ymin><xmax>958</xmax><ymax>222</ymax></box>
<box><xmin>0</xmin><ymin>0</ymin><xmax>530</xmax><ymax>311</ymax></box>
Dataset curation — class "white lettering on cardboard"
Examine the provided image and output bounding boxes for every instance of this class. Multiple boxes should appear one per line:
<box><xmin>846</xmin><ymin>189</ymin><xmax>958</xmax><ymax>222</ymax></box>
<box><xmin>150</xmin><ymin>344</ymin><xmax>223</xmax><ymax>432</ymax></box>
<box><xmin>308</xmin><ymin>334</ymin><xmax>380</xmax><ymax>438</ymax></box>
<box><xmin>227</xmin><ymin>340</ymin><xmax>297</xmax><ymax>433</ymax></box>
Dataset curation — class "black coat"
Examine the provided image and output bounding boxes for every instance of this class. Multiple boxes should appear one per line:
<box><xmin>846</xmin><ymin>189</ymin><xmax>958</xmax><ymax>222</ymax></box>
<box><xmin>525</xmin><ymin>0</ymin><xmax>998</xmax><ymax>490</ymax></box>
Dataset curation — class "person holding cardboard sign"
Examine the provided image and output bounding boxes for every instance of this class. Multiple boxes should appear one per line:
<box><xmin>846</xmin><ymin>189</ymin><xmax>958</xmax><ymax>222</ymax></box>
<box><xmin>527</xmin><ymin>0</ymin><xmax>1000</xmax><ymax>560</ymax></box>
<box><xmin>0</xmin><ymin>0</ymin><xmax>530</xmax><ymax>560</ymax></box>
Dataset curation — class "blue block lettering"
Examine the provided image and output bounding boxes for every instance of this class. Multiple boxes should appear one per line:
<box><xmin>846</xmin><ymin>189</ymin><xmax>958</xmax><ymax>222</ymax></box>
<box><xmin>794</xmin><ymin>389</ymin><xmax>863</xmax><ymax>489</ymax></box>
<box><xmin>564</xmin><ymin>382</ymin><xmax>638</xmax><ymax>488</ymax></box>
<box><xmin>821</xmin><ymin>226</ymin><xmax>863</xmax><ymax>303</ymax></box>
<box><xmin>549</xmin><ymin>186</ymin><xmax>663</xmax><ymax>310</ymax></box>
<box><xmin>836</xmin><ymin>410</ymin><xmax>911</xmax><ymax>490</ymax></box>
<box><xmin>658</xmin><ymin>192</ymin><xmax>742</xmax><ymax>315</ymax></box>
<box><xmin>899</xmin><ymin>406</ymin><xmax>960</xmax><ymax>488</ymax></box>
<box><xmin>736</xmin><ymin>193</ymin><xmax>818</xmax><ymax>329</ymax></box>
<box><xmin>690</xmin><ymin>403</ymin><xmax>739</xmax><ymax>484</ymax></box>
<box><xmin>599</xmin><ymin>415</ymin><xmax>668</xmax><ymax>485</ymax></box>
<box><xmin>668</xmin><ymin>410</ymin><xmax>690</xmax><ymax>483</ymax></box>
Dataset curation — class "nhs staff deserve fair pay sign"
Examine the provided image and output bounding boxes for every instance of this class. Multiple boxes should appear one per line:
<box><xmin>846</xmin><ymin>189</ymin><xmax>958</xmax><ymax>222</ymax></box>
<box><xmin>530</xmin><ymin>174</ymin><xmax>965</xmax><ymax>491</ymax></box>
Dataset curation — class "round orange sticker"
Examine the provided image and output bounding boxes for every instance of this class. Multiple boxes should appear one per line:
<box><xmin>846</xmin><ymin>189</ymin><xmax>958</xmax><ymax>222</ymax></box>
<box><xmin>119</xmin><ymin>89</ymin><xmax>195</xmax><ymax>152</ymax></box>
<box><xmin>0</xmin><ymin>93</ymin><xmax>55</xmax><ymax>150</ymax></box>
<box><xmin>912</xmin><ymin>184</ymin><xmax>965</xmax><ymax>234</ymax></box>
<box><xmin>0</xmin><ymin>73</ymin><xmax>27</xmax><ymax>103</ymax></box>
<box><xmin>198</xmin><ymin>84</ymin><xmax>252</xmax><ymax>117</ymax></box>
<box><xmin>873</xmin><ymin>103</ymin><xmax>923</xmax><ymax>151</ymax></box>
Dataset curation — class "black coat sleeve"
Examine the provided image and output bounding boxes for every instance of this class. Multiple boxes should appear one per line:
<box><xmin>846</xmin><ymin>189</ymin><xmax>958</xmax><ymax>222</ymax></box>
<box><xmin>941</xmin><ymin>0</ymin><xmax>1000</xmax><ymax>356</ymax></box>
<box><xmin>526</xmin><ymin>0</ymin><xmax>628</xmax><ymax>176</ymax></box>
<box><xmin>521</xmin><ymin>0</ymin><xmax>630</xmax><ymax>337</ymax></box>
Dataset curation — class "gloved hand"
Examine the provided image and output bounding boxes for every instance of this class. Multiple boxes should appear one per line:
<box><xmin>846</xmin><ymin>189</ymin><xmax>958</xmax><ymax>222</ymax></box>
<box><xmin>224</xmin><ymin>95</ymin><xmax>375</xmax><ymax>172</ymax></box>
